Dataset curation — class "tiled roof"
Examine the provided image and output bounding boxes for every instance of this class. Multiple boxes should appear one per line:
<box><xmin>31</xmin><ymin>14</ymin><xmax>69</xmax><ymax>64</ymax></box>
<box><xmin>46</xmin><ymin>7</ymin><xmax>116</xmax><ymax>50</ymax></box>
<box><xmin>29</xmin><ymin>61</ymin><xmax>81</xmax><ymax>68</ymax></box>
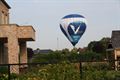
<box><xmin>1</xmin><ymin>0</ymin><xmax>11</xmax><ymax>9</ymax></box>
<box><xmin>111</xmin><ymin>30</ymin><xmax>120</xmax><ymax>48</ymax></box>
<box><xmin>34</xmin><ymin>49</ymin><xmax>53</xmax><ymax>54</ymax></box>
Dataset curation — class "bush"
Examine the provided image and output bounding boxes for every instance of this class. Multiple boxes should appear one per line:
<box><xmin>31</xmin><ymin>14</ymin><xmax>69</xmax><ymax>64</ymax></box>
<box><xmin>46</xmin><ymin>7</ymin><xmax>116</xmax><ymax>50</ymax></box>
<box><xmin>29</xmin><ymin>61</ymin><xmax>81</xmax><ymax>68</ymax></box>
<box><xmin>18</xmin><ymin>62</ymin><xmax>80</xmax><ymax>80</ymax></box>
<box><xmin>0</xmin><ymin>66</ymin><xmax>8</xmax><ymax>74</ymax></box>
<box><xmin>83</xmin><ymin>62</ymin><xmax>110</xmax><ymax>71</ymax></box>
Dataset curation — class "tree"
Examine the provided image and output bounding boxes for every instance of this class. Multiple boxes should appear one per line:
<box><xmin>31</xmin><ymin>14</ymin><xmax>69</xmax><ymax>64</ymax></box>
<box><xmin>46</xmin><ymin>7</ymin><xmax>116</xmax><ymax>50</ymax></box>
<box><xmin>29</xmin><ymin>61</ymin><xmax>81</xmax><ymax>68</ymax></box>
<box><xmin>88</xmin><ymin>37</ymin><xmax>110</xmax><ymax>53</ymax></box>
<box><xmin>88</xmin><ymin>41</ymin><xmax>97</xmax><ymax>52</ymax></box>
<box><xmin>87</xmin><ymin>37</ymin><xmax>111</xmax><ymax>59</ymax></box>
<box><xmin>71</xmin><ymin>47</ymin><xmax>78</xmax><ymax>54</ymax></box>
<box><xmin>92</xmin><ymin>42</ymin><xmax>104</xmax><ymax>53</ymax></box>
<box><xmin>100</xmin><ymin>37</ymin><xmax>111</xmax><ymax>52</ymax></box>
<box><xmin>61</xmin><ymin>48</ymin><xmax>69</xmax><ymax>54</ymax></box>
<box><xmin>27</xmin><ymin>47</ymin><xmax>34</xmax><ymax>59</ymax></box>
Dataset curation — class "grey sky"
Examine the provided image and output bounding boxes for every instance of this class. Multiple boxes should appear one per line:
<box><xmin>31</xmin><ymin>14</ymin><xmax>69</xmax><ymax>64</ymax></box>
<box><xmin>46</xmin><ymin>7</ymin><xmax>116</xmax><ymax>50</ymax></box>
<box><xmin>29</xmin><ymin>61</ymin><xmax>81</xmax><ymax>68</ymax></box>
<box><xmin>6</xmin><ymin>0</ymin><xmax>120</xmax><ymax>50</ymax></box>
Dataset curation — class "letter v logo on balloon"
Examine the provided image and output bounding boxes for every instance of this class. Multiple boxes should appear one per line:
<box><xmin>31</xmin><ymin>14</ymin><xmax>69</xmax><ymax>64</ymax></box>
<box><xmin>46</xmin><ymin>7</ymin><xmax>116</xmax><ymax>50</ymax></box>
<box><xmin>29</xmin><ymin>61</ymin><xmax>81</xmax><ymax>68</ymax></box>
<box><xmin>60</xmin><ymin>14</ymin><xmax>87</xmax><ymax>46</ymax></box>
<box><xmin>68</xmin><ymin>22</ymin><xmax>82</xmax><ymax>35</ymax></box>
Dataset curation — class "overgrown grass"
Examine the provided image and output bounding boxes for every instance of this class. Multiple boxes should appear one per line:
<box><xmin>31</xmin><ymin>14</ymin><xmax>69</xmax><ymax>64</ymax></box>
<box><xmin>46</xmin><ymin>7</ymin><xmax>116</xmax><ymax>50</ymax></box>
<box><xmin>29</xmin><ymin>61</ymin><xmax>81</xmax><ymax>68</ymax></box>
<box><xmin>18</xmin><ymin>62</ymin><xmax>80</xmax><ymax>80</ymax></box>
<box><xmin>0</xmin><ymin>62</ymin><xmax>120</xmax><ymax>80</ymax></box>
<box><xmin>17</xmin><ymin>62</ymin><xmax>120</xmax><ymax>80</ymax></box>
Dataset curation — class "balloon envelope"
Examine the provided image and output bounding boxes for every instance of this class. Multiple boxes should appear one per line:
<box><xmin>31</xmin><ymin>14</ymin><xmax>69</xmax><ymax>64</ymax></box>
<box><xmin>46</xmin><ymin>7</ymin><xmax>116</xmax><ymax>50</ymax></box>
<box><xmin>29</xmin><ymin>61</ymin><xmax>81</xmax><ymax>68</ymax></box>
<box><xmin>60</xmin><ymin>14</ymin><xmax>87</xmax><ymax>46</ymax></box>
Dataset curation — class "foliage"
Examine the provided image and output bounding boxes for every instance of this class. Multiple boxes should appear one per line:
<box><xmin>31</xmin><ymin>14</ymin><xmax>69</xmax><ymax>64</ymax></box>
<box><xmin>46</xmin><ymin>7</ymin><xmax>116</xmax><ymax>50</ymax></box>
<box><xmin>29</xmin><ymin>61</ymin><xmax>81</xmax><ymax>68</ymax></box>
<box><xmin>32</xmin><ymin>50</ymin><xmax>104</xmax><ymax>63</ymax></box>
<box><xmin>87</xmin><ymin>37</ymin><xmax>111</xmax><ymax>59</ymax></box>
<box><xmin>32</xmin><ymin>51</ymin><xmax>64</xmax><ymax>63</ymax></box>
<box><xmin>82</xmin><ymin>62</ymin><xmax>110</xmax><ymax>70</ymax></box>
<box><xmin>92</xmin><ymin>42</ymin><xmax>105</xmax><ymax>53</ymax></box>
<box><xmin>0</xmin><ymin>66</ymin><xmax>8</xmax><ymax>74</ymax></box>
<box><xmin>61</xmin><ymin>48</ymin><xmax>70</xmax><ymax>55</ymax></box>
<box><xmin>79</xmin><ymin>52</ymin><xmax>103</xmax><ymax>61</ymax></box>
<box><xmin>0</xmin><ymin>50</ymin><xmax>119</xmax><ymax>80</ymax></box>
<box><xmin>88</xmin><ymin>37</ymin><xmax>110</xmax><ymax>53</ymax></box>
<box><xmin>14</xmin><ymin>42</ymin><xmax>120</xmax><ymax>80</ymax></box>
<box><xmin>71</xmin><ymin>47</ymin><xmax>78</xmax><ymax>54</ymax></box>
<box><xmin>83</xmin><ymin>70</ymin><xmax>120</xmax><ymax>80</ymax></box>
<box><xmin>0</xmin><ymin>73</ymin><xmax>18</xmax><ymax>80</ymax></box>
<box><xmin>27</xmin><ymin>47</ymin><xmax>34</xmax><ymax>60</ymax></box>
<box><xmin>12</xmin><ymin>62</ymin><xmax>120</xmax><ymax>80</ymax></box>
<box><xmin>18</xmin><ymin>62</ymin><xmax>80</xmax><ymax>80</ymax></box>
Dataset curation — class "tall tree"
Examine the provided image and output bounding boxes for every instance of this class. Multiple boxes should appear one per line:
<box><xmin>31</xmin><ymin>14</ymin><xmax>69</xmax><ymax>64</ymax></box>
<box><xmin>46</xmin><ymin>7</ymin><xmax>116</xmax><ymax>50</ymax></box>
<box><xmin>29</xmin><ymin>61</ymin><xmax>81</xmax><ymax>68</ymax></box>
<box><xmin>88</xmin><ymin>37</ymin><xmax>110</xmax><ymax>53</ymax></box>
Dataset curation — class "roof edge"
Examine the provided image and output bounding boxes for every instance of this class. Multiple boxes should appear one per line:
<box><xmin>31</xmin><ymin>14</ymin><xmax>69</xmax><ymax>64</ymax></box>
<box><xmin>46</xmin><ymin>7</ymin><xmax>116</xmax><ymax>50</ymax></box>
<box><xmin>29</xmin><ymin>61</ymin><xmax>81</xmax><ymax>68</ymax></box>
<box><xmin>1</xmin><ymin>0</ymin><xmax>11</xmax><ymax>9</ymax></box>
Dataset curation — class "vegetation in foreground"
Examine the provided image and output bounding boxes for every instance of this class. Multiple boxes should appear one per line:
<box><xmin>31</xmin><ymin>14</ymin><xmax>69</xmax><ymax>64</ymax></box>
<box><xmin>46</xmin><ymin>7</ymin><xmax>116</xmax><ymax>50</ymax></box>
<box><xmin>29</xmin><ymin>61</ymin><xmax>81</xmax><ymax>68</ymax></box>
<box><xmin>10</xmin><ymin>62</ymin><xmax>120</xmax><ymax>80</ymax></box>
<box><xmin>0</xmin><ymin>53</ymin><xmax>120</xmax><ymax>80</ymax></box>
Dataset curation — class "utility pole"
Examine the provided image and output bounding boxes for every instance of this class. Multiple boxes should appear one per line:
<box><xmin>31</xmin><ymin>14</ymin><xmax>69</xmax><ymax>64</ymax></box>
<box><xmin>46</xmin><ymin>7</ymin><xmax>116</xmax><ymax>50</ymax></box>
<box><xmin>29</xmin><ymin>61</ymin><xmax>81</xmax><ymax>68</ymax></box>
<box><xmin>57</xmin><ymin>37</ymin><xmax>59</xmax><ymax>50</ymax></box>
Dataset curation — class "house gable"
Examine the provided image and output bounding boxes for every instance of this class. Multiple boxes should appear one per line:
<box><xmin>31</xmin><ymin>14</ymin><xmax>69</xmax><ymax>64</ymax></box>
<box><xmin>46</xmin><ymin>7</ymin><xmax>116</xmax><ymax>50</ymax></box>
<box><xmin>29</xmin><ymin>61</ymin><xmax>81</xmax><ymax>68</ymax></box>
<box><xmin>111</xmin><ymin>30</ymin><xmax>120</xmax><ymax>49</ymax></box>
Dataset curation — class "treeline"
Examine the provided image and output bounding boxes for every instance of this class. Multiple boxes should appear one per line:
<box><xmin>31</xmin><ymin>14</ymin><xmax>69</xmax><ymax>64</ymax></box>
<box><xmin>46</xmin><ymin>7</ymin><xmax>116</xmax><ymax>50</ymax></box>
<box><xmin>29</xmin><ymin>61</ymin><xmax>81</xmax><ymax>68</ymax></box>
<box><xmin>32</xmin><ymin>51</ymin><xmax>103</xmax><ymax>63</ymax></box>
<box><xmin>28</xmin><ymin>37</ymin><xmax>111</xmax><ymax>63</ymax></box>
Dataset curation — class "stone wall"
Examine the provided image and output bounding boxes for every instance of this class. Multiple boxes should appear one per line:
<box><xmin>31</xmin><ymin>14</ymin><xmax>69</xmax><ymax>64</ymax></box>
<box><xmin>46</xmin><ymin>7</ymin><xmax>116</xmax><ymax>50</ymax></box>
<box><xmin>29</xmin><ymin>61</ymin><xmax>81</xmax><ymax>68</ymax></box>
<box><xmin>18</xmin><ymin>26</ymin><xmax>35</xmax><ymax>41</ymax></box>
<box><xmin>0</xmin><ymin>1</ymin><xmax>9</xmax><ymax>24</ymax></box>
<box><xmin>0</xmin><ymin>24</ymin><xmax>35</xmax><ymax>73</ymax></box>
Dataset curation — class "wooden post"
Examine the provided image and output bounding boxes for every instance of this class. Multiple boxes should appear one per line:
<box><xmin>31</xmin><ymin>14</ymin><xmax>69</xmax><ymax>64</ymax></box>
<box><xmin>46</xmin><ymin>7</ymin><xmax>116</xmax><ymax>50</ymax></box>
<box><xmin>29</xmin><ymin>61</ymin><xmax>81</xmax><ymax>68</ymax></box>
<box><xmin>79</xmin><ymin>62</ymin><xmax>82</xmax><ymax>79</ymax></box>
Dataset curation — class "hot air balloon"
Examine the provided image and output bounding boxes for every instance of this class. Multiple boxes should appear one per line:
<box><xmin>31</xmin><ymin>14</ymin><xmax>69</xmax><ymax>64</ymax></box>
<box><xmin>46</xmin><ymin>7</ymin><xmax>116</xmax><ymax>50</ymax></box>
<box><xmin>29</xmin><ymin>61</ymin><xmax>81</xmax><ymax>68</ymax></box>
<box><xmin>60</xmin><ymin>14</ymin><xmax>87</xmax><ymax>46</ymax></box>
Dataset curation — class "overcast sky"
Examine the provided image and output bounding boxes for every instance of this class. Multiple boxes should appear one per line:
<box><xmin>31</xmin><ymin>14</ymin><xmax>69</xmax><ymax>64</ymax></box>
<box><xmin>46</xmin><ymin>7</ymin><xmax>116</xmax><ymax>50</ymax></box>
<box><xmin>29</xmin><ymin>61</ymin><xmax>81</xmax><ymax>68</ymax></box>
<box><xmin>6</xmin><ymin>0</ymin><xmax>120</xmax><ymax>50</ymax></box>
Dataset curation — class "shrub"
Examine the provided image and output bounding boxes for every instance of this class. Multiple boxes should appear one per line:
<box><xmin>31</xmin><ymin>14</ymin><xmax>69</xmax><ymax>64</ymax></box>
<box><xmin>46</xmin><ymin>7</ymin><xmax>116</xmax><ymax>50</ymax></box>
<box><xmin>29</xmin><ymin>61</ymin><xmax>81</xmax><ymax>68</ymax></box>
<box><xmin>0</xmin><ymin>66</ymin><xmax>8</xmax><ymax>74</ymax></box>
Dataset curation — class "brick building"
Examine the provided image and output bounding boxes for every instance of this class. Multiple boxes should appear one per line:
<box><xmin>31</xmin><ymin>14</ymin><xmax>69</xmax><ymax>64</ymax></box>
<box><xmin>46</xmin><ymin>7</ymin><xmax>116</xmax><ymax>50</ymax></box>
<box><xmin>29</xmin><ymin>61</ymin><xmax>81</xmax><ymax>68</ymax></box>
<box><xmin>0</xmin><ymin>0</ymin><xmax>35</xmax><ymax>73</ymax></box>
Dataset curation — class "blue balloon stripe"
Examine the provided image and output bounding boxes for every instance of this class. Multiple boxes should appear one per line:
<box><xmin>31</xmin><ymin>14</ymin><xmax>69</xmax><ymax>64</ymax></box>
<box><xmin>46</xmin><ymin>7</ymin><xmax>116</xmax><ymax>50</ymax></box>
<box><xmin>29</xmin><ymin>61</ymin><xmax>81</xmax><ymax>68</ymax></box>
<box><xmin>79</xmin><ymin>23</ymin><xmax>86</xmax><ymax>34</ymax></box>
<box><xmin>60</xmin><ymin>24</ymin><xmax>69</xmax><ymax>39</ymax></box>
<box><xmin>62</xmin><ymin>14</ymin><xmax>84</xmax><ymax>19</ymax></box>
